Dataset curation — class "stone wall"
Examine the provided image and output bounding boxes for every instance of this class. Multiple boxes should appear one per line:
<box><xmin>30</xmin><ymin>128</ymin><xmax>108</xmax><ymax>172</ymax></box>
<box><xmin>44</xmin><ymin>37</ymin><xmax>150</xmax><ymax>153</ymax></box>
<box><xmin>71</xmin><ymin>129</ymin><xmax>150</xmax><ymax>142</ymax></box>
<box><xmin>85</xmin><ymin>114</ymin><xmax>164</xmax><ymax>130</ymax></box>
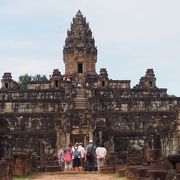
<box><xmin>0</xmin><ymin>159</ymin><xmax>14</xmax><ymax>180</ymax></box>
<box><xmin>12</xmin><ymin>150</ymin><xmax>32</xmax><ymax>176</ymax></box>
<box><xmin>0</xmin><ymin>70</ymin><xmax>179</xmax><ymax>165</ymax></box>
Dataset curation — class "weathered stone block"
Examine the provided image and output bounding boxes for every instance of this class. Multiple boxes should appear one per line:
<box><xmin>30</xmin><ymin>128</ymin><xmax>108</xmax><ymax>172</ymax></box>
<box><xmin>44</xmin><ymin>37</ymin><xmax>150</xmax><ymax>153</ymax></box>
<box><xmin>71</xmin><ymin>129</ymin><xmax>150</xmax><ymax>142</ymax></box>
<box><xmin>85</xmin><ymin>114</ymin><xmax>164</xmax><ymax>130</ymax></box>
<box><xmin>12</xmin><ymin>150</ymin><xmax>32</xmax><ymax>176</ymax></box>
<box><xmin>45</xmin><ymin>166</ymin><xmax>61</xmax><ymax>172</ymax></box>
<box><xmin>147</xmin><ymin>169</ymin><xmax>168</xmax><ymax>180</ymax></box>
<box><xmin>100</xmin><ymin>166</ymin><xmax>115</xmax><ymax>174</ymax></box>
<box><xmin>107</xmin><ymin>152</ymin><xmax>118</xmax><ymax>166</ymax></box>
<box><xmin>0</xmin><ymin>159</ymin><xmax>14</xmax><ymax>180</ymax></box>
<box><xmin>176</xmin><ymin>162</ymin><xmax>180</xmax><ymax>173</ymax></box>
<box><xmin>115</xmin><ymin>168</ymin><xmax>126</xmax><ymax>177</ymax></box>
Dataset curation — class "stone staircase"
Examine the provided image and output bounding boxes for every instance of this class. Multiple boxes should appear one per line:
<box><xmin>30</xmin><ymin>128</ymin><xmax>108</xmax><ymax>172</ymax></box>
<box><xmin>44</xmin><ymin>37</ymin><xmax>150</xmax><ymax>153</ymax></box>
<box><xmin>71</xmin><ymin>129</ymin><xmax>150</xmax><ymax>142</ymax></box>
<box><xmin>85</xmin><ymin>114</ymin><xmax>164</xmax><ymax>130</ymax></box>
<box><xmin>73</xmin><ymin>88</ymin><xmax>87</xmax><ymax>109</ymax></box>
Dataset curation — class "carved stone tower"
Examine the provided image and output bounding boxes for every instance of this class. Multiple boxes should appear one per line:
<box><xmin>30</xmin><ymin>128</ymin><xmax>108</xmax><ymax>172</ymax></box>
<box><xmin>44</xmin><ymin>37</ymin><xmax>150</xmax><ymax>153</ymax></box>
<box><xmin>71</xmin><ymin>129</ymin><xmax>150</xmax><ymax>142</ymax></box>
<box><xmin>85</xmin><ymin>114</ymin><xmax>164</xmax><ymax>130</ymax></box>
<box><xmin>139</xmin><ymin>69</ymin><xmax>157</xmax><ymax>89</ymax></box>
<box><xmin>63</xmin><ymin>10</ymin><xmax>97</xmax><ymax>80</ymax></box>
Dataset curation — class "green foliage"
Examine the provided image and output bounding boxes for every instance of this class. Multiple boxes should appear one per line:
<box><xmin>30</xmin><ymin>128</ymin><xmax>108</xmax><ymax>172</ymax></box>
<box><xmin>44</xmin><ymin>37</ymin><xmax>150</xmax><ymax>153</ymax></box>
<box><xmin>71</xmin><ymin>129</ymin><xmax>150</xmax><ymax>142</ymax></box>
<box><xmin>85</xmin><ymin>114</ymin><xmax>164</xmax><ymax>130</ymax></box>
<box><xmin>13</xmin><ymin>172</ymin><xmax>39</xmax><ymax>180</ymax></box>
<box><xmin>18</xmin><ymin>74</ymin><xmax>31</xmax><ymax>88</ymax></box>
<box><xmin>31</xmin><ymin>74</ymin><xmax>48</xmax><ymax>81</ymax></box>
<box><xmin>13</xmin><ymin>176</ymin><xmax>29</xmax><ymax>180</ymax></box>
<box><xmin>18</xmin><ymin>74</ymin><xmax>48</xmax><ymax>88</ymax></box>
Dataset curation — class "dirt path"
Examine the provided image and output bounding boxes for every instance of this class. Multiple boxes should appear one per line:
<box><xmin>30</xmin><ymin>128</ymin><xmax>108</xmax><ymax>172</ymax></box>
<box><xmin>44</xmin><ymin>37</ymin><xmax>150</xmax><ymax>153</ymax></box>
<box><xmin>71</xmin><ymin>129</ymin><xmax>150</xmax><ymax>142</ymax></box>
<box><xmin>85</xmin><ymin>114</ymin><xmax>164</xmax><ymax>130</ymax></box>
<box><xmin>28</xmin><ymin>172</ymin><xmax>127</xmax><ymax>180</ymax></box>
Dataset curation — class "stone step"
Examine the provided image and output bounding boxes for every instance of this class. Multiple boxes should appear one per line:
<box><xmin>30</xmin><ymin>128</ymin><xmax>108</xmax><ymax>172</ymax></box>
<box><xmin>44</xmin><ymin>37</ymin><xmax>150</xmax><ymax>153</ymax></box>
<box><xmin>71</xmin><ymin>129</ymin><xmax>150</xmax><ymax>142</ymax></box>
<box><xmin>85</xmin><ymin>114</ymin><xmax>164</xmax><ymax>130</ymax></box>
<box><xmin>74</xmin><ymin>103</ymin><xmax>87</xmax><ymax>107</ymax></box>
<box><xmin>74</xmin><ymin>104</ymin><xmax>87</xmax><ymax>109</ymax></box>
<box><xmin>147</xmin><ymin>169</ymin><xmax>168</xmax><ymax>180</ymax></box>
<box><xmin>100</xmin><ymin>166</ymin><xmax>115</xmax><ymax>174</ymax></box>
<box><xmin>76</xmin><ymin>94</ymin><xmax>86</xmax><ymax>98</ymax></box>
<box><xmin>74</xmin><ymin>102</ymin><xmax>87</xmax><ymax>106</ymax></box>
<box><xmin>115</xmin><ymin>168</ymin><xmax>126</xmax><ymax>177</ymax></box>
<box><xmin>73</xmin><ymin>101</ymin><xmax>87</xmax><ymax>105</ymax></box>
<box><xmin>74</xmin><ymin>105</ymin><xmax>87</xmax><ymax>109</ymax></box>
<box><xmin>76</xmin><ymin>90</ymin><xmax>85</xmax><ymax>93</ymax></box>
<box><xmin>74</xmin><ymin>107</ymin><xmax>87</xmax><ymax>109</ymax></box>
<box><xmin>74</xmin><ymin>98</ymin><xmax>87</xmax><ymax>102</ymax></box>
<box><xmin>73</xmin><ymin>89</ymin><xmax>87</xmax><ymax>109</ymax></box>
<box><xmin>73</xmin><ymin>88</ymin><xmax>87</xmax><ymax>106</ymax></box>
<box><xmin>76</xmin><ymin>89</ymin><xmax>86</xmax><ymax>93</ymax></box>
<box><xmin>75</xmin><ymin>89</ymin><xmax>86</xmax><ymax>98</ymax></box>
<box><xmin>45</xmin><ymin>166</ymin><xmax>61</xmax><ymax>172</ymax></box>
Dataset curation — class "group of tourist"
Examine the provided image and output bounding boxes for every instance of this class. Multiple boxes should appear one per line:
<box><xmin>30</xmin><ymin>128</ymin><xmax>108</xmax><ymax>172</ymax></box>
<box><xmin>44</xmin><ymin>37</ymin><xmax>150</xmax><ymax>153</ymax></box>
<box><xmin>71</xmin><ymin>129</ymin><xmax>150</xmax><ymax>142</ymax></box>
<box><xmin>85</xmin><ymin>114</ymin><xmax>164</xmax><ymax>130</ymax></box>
<box><xmin>57</xmin><ymin>140</ymin><xmax>107</xmax><ymax>171</ymax></box>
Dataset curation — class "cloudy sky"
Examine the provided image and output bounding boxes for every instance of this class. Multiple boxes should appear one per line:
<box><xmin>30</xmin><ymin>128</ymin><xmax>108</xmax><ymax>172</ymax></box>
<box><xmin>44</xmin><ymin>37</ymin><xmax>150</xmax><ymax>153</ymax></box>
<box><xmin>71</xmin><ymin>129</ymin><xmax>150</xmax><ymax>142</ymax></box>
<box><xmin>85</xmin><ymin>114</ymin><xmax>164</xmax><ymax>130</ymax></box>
<box><xmin>0</xmin><ymin>0</ymin><xmax>180</xmax><ymax>95</ymax></box>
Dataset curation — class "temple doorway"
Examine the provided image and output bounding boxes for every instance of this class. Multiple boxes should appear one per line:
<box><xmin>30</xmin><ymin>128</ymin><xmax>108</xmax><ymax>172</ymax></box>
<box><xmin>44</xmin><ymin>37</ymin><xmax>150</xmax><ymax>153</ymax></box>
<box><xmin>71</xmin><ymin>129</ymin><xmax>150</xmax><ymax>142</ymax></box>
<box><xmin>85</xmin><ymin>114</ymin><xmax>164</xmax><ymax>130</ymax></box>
<box><xmin>77</xmin><ymin>63</ymin><xmax>83</xmax><ymax>73</ymax></box>
<box><xmin>70</xmin><ymin>134</ymin><xmax>88</xmax><ymax>146</ymax></box>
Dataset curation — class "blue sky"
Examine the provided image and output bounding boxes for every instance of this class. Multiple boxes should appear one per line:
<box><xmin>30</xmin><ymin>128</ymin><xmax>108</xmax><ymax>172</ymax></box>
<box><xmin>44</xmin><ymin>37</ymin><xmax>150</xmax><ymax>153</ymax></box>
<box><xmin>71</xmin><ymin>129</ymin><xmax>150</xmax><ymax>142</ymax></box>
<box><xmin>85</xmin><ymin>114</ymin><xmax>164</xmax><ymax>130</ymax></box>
<box><xmin>0</xmin><ymin>0</ymin><xmax>180</xmax><ymax>96</ymax></box>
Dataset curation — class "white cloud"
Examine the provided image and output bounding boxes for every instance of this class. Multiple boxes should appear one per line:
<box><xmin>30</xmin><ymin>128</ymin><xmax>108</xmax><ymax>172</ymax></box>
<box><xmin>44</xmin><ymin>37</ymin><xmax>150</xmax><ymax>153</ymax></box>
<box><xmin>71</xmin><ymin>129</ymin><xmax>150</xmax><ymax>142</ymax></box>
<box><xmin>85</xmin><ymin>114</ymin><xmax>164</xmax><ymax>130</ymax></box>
<box><xmin>0</xmin><ymin>38</ymin><xmax>50</xmax><ymax>49</ymax></box>
<box><xmin>0</xmin><ymin>56</ymin><xmax>64</xmax><ymax>81</ymax></box>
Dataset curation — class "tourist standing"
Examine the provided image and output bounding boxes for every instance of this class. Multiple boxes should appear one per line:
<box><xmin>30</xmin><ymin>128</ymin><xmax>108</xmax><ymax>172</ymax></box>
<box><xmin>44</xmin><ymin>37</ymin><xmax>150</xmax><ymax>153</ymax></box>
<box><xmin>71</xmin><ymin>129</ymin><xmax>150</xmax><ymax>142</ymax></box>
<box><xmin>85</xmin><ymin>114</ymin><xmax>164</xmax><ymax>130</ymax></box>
<box><xmin>85</xmin><ymin>140</ymin><xmax>96</xmax><ymax>171</ymax></box>
<box><xmin>77</xmin><ymin>83</ymin><xmax>81</xmax><ymax>90</ymax></box>
<box><xmin>64</xmin><ymin>144</ymin><xmax>73</xmax><ymax>171</ymax></box>
<box><xmin>72</xmin><ymin>142</ymin><xmax>81</xmax><ymax>170</ymax></box>
<box><xmin>57</xmin><ymin>145</ymin><xmax>65</xmax><ymax>170</ymax></box>
<box><xmin>95</xmin><ymin>143</ymin><xmax>107</xmax><ymax>171</ymax></box>
<box><xmin>78</xmin><ymin>142</ymin><xmax>85</xmax><ymax>171</ymax></box>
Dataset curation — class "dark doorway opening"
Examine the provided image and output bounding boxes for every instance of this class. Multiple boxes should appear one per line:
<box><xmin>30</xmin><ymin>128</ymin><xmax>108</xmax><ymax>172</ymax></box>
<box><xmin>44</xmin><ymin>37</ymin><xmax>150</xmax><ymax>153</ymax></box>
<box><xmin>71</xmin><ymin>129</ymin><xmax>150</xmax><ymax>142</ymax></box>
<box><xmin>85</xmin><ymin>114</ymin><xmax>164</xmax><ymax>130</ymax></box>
<box><xmin>102</xmin><ymin>81</ymin><xmax>105</xmax><ymax>87</ymax></box>
<box><xmin>78</xmin><ymin>63</ymin><xmax>83</xmax><ymax>73</ymax></box>
<box><xmin>5</xmin><ymin>83</ymin><xmax>8</xmax><ymax>89</ymax></box>
<box><xmin>149</xmin><ymin>81</ymin><xmax>152</xmax><ymax>87</ymax></box>
<box><xmin>71</xmin><ymin>134</ymin><xmax>85</xmax><ymax>145</ymax></box>
<box><xmin>55</xmin><ymin>80</ymin><xmax>58</xmax><ymax>88</ymax></box>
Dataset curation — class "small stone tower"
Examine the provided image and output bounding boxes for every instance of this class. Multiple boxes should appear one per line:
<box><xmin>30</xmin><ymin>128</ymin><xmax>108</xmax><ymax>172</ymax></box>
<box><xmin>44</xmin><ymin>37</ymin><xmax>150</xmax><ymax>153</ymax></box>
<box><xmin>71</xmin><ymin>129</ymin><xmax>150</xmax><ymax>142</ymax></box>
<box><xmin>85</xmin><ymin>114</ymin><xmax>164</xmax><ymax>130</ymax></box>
<box><xmin>50</xmin><ymin>69</ymin><xmax>63</xmax><ymax>89</ymax></box>
<box><xmin>134</xmin><ymin>69</ymin><xmax>157</xmax><ymax>89</ymax></box>
<box><xmin>63</xmin><ymin>10</ymin><xmax>97</xmax><ymax>80</ymax></box>
<box><xmin>1</xmin><ymin>73</ymin><xmax>19</xmax><ymax>90</ymax></box>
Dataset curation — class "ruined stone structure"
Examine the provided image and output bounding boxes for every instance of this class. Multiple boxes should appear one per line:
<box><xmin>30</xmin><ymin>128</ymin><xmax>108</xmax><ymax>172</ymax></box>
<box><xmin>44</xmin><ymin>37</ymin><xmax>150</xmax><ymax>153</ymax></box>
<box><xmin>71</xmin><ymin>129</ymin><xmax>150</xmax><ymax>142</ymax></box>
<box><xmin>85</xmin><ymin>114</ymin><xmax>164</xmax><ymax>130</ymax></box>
<box><xmin>0</xmin><ymin>10</ymin><xmax>180</xmax><ymax>166</ymax></box>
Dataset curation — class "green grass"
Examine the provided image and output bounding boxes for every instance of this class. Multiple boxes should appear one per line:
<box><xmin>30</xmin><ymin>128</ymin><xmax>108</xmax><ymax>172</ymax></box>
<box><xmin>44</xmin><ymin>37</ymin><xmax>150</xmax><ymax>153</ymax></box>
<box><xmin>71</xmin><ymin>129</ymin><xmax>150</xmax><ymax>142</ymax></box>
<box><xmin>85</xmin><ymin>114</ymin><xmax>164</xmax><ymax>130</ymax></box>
<box><xmin>111</xmin><ymin>174</ymin><xmax>128</xmax><ymax>180</ymax></box>
<box><xmin>13</xmin><ymin>176</ymin><xmax>31</xmax><ymax>180</ymax></box>
<box><xmin>13</xmin><ymin>172</ymin><xmax>39</xmax><ymax>180</ymax></box>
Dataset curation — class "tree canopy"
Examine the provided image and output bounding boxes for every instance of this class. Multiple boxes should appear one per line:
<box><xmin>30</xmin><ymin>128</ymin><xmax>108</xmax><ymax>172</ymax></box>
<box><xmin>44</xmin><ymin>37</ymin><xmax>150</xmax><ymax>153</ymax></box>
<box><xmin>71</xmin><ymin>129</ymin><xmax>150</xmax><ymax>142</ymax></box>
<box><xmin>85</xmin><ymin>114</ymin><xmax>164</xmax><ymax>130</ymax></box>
<box><xmin>18</xmin><ymin>74</ymin><xmax>48</xmax><ymax>88</ymax></box>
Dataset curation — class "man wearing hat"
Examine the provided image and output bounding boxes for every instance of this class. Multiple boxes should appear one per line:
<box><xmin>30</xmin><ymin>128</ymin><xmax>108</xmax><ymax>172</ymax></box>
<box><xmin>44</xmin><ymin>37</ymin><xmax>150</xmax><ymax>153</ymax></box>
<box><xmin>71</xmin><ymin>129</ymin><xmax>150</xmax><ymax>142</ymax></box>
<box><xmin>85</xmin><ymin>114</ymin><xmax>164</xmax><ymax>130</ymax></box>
<box><xmin>85</xmin><ymin>140</ymin><xmax>96</xmax><ymax>171</ymax></box>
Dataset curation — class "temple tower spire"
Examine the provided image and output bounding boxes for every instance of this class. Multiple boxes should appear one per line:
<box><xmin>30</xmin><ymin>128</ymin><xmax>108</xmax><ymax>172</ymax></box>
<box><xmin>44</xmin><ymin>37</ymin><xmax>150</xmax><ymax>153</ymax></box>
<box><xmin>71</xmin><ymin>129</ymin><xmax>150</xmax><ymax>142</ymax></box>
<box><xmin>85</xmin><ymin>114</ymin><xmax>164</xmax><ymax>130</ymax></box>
<box><xmin>63</xmin><ymin>10</ymin><xmax>97</xmax><ymax>78</ymax></box>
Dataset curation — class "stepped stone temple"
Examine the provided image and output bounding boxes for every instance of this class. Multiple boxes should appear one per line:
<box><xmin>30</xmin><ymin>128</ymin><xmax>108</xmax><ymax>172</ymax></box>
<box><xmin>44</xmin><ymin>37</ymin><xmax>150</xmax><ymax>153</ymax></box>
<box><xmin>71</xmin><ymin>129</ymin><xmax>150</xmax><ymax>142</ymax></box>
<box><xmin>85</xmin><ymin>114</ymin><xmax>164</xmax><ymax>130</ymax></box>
<box><xmin>0</xmin><ymin>10</ymin><xmax>180</xmax><ymax>166</ymax></box>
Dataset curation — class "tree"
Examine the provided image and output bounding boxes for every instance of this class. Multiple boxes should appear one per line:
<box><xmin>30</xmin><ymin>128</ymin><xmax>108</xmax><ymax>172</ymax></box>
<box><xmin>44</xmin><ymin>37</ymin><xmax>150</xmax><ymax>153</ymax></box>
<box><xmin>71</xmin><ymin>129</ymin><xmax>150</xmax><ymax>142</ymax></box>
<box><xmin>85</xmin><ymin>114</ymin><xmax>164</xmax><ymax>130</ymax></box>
<box><xmin>31</xmin><ymin>74</ymin><xmax>48</xmax><ymax>81</ymax></box>
<box><xmin>18</xmin><ymin>74</ymin><xmax>31</xmax><ymax>88</ymax></box>
<box><xmin>18</xmin><ymin>74</ymin><xmax>48</xmax><ymax>88</ymax></box>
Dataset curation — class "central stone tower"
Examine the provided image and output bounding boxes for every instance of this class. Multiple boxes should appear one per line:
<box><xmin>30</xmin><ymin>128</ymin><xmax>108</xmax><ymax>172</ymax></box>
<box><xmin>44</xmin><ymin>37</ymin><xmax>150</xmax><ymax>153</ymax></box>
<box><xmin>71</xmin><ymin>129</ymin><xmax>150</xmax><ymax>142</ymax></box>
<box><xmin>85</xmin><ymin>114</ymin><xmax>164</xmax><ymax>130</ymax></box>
<box><xmin>63</xmin><ymin>10</ymin><xmax>97</xmax><ymax>81</ymax></box>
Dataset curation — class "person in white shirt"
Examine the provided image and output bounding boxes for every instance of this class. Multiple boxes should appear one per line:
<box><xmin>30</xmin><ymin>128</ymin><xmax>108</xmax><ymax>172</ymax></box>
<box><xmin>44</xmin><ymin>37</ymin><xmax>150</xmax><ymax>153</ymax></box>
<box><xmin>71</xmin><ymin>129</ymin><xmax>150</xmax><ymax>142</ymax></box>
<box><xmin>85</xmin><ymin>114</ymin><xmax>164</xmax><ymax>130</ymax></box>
<box><xmin>77</xmin><ymin>83</ymin><xmax>81</xmax><ymax>90</ymax></box>
<box><xmin>95</xmin><ymin>143</ymin><xmax>107</xmax><ymax>171</ymax></box>
<box><xmin>57</xmin><ymin>145</ymin><xmax>65</xmax><ymax>170</ymax></box>
<box><xmin>78</xmin><ymin>142</ymin><xmax>85</xmax><ymax>170</ymax></box>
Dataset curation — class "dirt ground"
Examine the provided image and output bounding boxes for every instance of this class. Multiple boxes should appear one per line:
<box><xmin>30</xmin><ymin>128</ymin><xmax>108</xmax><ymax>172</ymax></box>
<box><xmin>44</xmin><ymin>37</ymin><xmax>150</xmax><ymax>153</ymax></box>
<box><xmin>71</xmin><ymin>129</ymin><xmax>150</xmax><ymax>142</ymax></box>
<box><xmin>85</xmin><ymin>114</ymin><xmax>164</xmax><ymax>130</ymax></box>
<box><xmin>24</xmin><ymin>172</ymin><xmax>127</xmax><ymax>180</ymax></box>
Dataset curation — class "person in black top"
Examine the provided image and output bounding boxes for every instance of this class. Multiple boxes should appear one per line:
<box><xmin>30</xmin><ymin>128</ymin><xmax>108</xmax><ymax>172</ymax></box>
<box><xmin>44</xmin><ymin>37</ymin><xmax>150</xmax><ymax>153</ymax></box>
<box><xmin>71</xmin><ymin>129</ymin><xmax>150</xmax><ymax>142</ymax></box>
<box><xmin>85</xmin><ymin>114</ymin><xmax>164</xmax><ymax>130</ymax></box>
<box><xmin>85</xmin><ymin>140</ymin><xmax>96</xmax><ymax>171</ymax></box>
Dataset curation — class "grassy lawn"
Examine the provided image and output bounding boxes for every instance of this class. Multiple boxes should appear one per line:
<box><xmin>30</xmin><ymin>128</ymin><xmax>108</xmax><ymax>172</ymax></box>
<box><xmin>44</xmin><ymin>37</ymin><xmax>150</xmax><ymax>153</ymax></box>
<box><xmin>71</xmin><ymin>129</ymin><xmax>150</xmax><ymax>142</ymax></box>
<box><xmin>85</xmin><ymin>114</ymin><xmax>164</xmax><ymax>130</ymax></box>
<box><xmin>13</xmin><ymin>176</ymin><xmax>31</xmax><ymax>180</ymax></box>
<box><xmin>13</xmin><ymin>172</ymin><xmax>38</xmax><ymax>180</ymax></box>
<box><xmin>112</xmin><ymin>175</ymin><xmax>127</xmax><ymax>180</ymax></box>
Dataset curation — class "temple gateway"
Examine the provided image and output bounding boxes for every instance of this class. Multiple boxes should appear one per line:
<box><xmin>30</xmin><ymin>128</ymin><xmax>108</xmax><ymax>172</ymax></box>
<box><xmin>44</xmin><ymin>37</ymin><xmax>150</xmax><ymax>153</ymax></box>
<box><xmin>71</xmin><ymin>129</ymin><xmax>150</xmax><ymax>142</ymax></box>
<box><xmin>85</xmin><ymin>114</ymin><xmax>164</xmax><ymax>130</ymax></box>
<box><xmin>0</xmin><ymin>10</ymin><xmax>180</xmax><ymax>165</ymax></box>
